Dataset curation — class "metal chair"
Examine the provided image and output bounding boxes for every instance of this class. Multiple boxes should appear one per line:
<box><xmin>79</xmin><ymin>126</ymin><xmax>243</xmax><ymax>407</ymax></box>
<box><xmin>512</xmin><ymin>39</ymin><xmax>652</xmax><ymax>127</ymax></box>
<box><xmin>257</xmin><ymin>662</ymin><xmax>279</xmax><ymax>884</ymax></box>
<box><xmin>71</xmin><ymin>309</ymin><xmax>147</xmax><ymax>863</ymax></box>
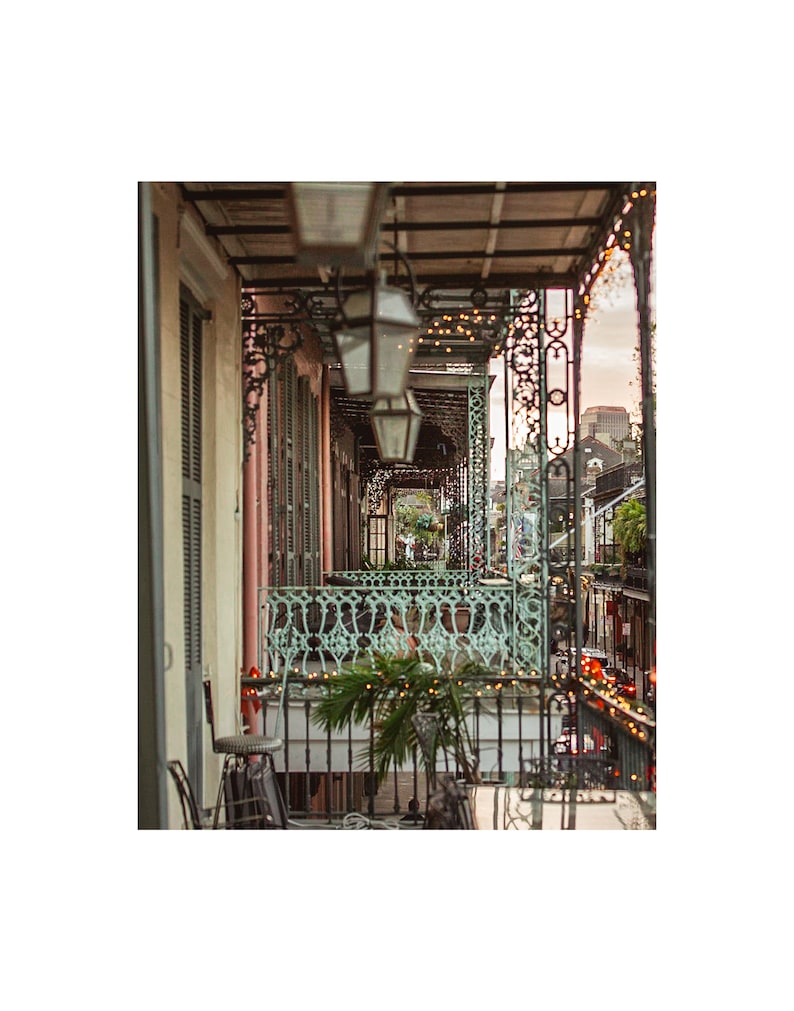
<box><xmin>410</xmin><ymin>713</ymin><xmax>476</xmax><ymax>829</ymax></box>
<box><xmin>167</xmin><ymin>759</ymin><xmax>213</xmax><ymax>829</ymax></box>
<box><xmin>203</xmin><ymin>678</ymin><xmax>286</xmax><ymax>829</ymax></box>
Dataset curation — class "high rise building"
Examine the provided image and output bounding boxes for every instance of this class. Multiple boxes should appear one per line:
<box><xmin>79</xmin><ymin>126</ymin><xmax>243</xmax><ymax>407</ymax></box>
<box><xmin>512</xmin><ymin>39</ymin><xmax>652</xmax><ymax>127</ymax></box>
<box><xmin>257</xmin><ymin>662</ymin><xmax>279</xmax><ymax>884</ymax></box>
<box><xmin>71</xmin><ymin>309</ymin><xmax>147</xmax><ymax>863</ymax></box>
<box><xmin>581</xmin><ymin>405</ymin><xmax>629</xmax><ymax>448</ymax></box>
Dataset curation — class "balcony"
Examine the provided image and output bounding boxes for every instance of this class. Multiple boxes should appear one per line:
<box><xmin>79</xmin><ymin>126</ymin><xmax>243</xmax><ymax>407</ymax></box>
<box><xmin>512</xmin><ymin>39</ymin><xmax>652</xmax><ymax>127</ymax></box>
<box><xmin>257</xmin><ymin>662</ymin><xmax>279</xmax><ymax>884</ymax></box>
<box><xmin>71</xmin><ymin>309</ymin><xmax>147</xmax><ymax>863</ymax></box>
<box><xmin>241</xmin><ymin>574</ymin><xmax>655</xmax><ymax>829</ymax></box>
<box><xmin>594</xmin><ymin>461</ymin><xmax>644</xmax><ymax>498</ymax></box>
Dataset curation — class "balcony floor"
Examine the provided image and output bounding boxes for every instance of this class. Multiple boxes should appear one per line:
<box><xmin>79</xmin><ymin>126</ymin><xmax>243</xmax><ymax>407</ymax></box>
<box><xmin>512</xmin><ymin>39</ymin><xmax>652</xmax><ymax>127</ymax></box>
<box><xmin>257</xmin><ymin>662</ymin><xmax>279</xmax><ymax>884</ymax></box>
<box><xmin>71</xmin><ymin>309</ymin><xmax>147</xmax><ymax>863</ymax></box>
<box><xmin>285</xmin><ymin>786</ymin><xmax>655</xmax><ymax>830</ymax></box>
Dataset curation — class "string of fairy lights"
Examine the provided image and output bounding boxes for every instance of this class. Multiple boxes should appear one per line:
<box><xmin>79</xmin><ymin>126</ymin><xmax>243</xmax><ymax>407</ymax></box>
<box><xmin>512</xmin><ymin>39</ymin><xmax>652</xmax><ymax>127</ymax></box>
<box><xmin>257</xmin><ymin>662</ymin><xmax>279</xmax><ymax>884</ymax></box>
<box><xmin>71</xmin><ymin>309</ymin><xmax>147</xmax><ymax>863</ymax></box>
<box><xmin>578</xmin><ymin>185</ymin><xmax>656</xmax><ymax>300</ymax></box>
<box><xmin>418</xmin><ymin>308</ymin><xmax>504</xmax><ymax>354</ymax></box>
<box><xmin>243</xmin><ymin>657</ymin><xmax>655</xmax><ymax>731</ymax></box>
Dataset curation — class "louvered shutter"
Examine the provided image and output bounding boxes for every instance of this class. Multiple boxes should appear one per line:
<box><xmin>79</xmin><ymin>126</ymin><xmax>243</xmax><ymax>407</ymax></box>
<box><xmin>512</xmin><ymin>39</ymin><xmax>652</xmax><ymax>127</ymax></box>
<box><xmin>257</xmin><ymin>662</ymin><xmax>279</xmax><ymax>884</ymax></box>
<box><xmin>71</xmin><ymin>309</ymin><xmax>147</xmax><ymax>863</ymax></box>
<box><xmin>268</xmin><ymin>361</ymin><xmax>321</xmax><ymax>587</ymax></box>
<box><xmin>179</xmin><ymin>285</ymin><xmax>203</xmax><ymax>795</ymax></box>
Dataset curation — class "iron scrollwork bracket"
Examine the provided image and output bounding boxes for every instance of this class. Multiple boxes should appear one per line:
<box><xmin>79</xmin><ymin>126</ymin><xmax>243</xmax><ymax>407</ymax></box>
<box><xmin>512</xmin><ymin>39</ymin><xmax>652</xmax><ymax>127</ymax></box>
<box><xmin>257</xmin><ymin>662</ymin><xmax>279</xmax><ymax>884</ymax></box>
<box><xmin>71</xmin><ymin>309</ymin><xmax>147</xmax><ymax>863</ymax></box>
<box><xmin>242</xmin><ymin>293</ymin><xmax>304</xmax><ymax>460</ymax></box>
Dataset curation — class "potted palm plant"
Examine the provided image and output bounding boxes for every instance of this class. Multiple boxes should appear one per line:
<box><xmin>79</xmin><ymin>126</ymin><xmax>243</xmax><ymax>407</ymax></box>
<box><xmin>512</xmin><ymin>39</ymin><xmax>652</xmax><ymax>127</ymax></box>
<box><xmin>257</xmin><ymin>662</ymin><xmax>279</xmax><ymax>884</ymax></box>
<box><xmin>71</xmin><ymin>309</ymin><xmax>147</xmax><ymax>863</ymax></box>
<box><xmin>312</xmin><ymin>652</ymin><xmax>483</xmax><ymax>785</ymax></box>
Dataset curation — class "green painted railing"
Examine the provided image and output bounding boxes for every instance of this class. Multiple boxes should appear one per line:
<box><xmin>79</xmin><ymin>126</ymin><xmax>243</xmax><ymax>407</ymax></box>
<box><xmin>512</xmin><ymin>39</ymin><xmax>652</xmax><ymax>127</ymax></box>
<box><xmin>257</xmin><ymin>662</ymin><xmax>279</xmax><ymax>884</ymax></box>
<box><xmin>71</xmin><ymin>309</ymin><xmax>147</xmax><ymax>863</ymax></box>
<box><xmin>257</xmin><ymin>578</ymin><xmax>544</xmax><ymax>677</ymax></box>
<box><xmin>324</xmin><ymin>569</ymin><xmax>477</xmax><ymax>588</ymax></box>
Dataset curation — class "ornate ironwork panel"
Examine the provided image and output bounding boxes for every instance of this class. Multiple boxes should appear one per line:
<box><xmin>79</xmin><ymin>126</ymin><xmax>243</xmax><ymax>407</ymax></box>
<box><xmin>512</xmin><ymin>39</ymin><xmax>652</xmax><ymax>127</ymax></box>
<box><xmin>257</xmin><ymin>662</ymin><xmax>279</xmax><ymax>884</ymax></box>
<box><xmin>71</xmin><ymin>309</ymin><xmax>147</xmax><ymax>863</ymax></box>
<box><xmin>467</xmin><ymin>374</ymin><xmax>490</xmax><ymax>572</ymax></box>
<box><xmin>503</xmin><ymin>291</ymin><xmax>545</xmax><ymax>677</ymax></box>
<box><xmin>502</xmin><ymin>286</ymin><xmax>585</xmax><ymax>739</ymax></box>
<box><xmin>242</xmin><ymin>293</ymin><xmax>304</xmax><ymax>459</ymax></box>
<box><xmin>324</xmin><ymin>570</ymin><xmax>477</xmax><ymax>588</ymax></box>
<box><xmin>258</xmin><ymin>583</ymin><xmax>534</xmax><ymax>677</ymax></box>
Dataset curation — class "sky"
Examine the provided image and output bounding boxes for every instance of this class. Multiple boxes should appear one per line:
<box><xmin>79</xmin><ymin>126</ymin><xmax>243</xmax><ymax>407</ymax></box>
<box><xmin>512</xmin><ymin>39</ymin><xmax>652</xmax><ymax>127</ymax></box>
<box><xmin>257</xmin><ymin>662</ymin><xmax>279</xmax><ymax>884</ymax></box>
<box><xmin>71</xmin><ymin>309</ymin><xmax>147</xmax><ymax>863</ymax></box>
<box><xmin>581</xmin><ymin>264</ymin><xmax>641</xmax><ymax>422</ymax></box>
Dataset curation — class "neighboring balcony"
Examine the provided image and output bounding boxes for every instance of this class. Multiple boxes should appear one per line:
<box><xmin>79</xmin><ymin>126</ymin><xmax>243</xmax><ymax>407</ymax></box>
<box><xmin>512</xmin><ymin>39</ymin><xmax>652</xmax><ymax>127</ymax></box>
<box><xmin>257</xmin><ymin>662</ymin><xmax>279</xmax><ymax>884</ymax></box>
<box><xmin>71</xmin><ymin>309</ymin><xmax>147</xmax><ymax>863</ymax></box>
<box><xmin>625</xmin><ymin>565</ymin><xmax>648</xmax><ymax>592</ymax></box>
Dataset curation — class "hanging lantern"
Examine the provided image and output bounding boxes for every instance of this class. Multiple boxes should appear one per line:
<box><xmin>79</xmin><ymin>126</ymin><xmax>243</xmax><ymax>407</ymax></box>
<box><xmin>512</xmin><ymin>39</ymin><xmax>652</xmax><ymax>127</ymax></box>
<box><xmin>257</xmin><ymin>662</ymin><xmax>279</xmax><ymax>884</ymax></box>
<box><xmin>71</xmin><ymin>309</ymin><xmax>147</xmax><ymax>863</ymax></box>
<box><xmin>332</xmin><ymin>274</ymin><xmax>420</xmax><ymax>399</ymax></box>
<box><xmin>370</xmin><ymin>390</ymin><xmax>423</xmax><ymax>464</ymax></box>
<box><xmin>288</xmin><ymin>182</ymin><xmax>388</xmax><ymax>268</ymax></box>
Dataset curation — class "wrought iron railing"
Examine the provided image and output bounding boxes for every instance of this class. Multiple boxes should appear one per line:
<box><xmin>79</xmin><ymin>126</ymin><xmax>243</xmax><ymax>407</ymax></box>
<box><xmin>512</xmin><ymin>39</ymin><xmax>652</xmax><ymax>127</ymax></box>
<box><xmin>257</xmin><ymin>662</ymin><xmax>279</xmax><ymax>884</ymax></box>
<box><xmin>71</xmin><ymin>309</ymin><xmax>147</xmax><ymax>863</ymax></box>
<box><xmin>245</xmin><ymin>671</ymin><xmax>543</xmax><ymax>822</ymax></box>
<box><xmin>241</xmin><ymin>670</ymin><xmax>655</xmax><ymax>823</ymax></box>
<box><xmin>625</xmin><ymin>565</ymin><xmax>648</xmax><ymax>591</ymax></box>
<box><xmin>594</xmin><ymin>462</ymin><xmax>644</xmax><ymax>497</ymax></box>
<box><xmin>595</xmin><ymin>543</ymin><xmax>621</xmax><ymax>564</ymax></box>
<box><xmin>324</xmin><ymin>569</ymin><xmax>476</xmax><ymax>588</ymax></box>
<box><xmin>257</xmin><ymin>579</ymin><xmax>542</xmax><ymax>677</ymax></box>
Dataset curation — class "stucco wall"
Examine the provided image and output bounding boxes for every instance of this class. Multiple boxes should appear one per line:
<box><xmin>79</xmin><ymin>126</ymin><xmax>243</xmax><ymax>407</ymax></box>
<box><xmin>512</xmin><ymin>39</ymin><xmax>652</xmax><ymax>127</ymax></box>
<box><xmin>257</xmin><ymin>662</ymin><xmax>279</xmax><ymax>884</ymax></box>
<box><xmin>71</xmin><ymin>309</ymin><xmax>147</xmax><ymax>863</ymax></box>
<box><xmin>149</xmin><ymin>183</ymin><xmax>243</xmax><ymax>826</ymax></box>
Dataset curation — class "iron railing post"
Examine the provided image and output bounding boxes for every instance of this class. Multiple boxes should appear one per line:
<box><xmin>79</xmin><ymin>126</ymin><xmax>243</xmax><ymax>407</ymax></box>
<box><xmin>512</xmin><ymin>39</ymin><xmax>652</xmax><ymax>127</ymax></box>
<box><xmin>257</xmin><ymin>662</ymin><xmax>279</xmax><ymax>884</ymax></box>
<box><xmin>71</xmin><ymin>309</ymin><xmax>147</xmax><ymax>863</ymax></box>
<box><xmin>625</xmin><ymin>188</ymin><xmax>656</xmax><ymax>675</ymax></box>
<box><xmin>573</xmin><ymin>299</ymin><xmax>585</xmax><ymax>755</ymax></box>
<box><xmin>538</xmin><ymin>289</ymin><xmax>549</xmax><ymax>764</ymax></box>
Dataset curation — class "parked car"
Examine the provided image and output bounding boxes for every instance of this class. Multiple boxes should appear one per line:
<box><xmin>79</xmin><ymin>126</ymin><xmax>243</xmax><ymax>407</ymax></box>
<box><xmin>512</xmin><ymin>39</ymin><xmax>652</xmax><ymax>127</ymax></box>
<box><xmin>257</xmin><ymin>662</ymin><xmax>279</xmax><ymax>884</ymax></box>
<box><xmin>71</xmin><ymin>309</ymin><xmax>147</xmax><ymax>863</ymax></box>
<box><xmin>555</xmin><ymin>654</ymin><xmax>637</xmax><ymax>698</ymax></box>
<box><xmin>610</xmin><ymin>667</ymin><xmax>635</xmax><ymax>699</ymax></box>
<box><xmin>608</xmin><ymin>668</ymin><xmax>637</xmax><ymax>698</ymax></box>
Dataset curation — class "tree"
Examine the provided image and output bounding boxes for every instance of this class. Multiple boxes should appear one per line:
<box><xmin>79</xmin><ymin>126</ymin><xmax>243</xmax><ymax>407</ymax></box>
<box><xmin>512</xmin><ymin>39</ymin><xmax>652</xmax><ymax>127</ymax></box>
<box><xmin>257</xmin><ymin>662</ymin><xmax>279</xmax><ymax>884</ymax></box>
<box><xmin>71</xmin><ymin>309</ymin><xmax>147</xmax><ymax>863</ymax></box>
<box><xmin>612</xmin><ymin>498</ymin><xmax>647</xmax><ymax>563</ymax></box>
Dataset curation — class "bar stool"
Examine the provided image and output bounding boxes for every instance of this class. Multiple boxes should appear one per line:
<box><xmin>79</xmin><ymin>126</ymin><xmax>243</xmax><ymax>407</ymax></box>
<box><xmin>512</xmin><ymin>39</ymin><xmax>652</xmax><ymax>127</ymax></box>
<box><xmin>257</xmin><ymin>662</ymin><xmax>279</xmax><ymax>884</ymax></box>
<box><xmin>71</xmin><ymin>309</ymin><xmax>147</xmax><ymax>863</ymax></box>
<box><xmin>203</xmin><ymin>679</ymin><xmax>286</xmax><ymax>828</ymax></box>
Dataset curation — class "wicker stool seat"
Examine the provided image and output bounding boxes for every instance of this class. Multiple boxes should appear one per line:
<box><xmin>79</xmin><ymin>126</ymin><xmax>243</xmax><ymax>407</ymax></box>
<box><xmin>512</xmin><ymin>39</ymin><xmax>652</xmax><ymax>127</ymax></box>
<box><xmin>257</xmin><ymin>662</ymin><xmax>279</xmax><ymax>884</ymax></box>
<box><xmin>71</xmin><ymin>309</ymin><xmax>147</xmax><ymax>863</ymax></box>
<box><xmin>212</xmin><ymin>733</ymin><xmax>283</xmax><ymax>757</ymax></box>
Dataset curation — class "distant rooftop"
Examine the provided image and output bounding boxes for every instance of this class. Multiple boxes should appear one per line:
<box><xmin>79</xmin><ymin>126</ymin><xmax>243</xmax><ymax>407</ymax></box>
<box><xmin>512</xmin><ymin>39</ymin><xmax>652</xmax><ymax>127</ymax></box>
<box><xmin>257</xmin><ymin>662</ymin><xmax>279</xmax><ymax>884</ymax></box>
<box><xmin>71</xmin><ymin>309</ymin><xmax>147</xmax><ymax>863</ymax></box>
<box><xmin>582</xmin><ymin>405</ymin><xmax>628</xmax><ymax>413</ymax></box>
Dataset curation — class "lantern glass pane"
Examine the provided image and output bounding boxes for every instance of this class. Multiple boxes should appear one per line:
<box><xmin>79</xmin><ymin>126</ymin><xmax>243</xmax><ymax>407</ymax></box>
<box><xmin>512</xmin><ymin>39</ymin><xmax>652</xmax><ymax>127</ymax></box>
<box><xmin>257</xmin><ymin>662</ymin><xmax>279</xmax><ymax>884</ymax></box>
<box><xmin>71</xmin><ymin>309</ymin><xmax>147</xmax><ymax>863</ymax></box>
<box><xmin>371</xmin><ymin>328</ymin><xmax>415</xmax><ymax>399</ymax></box>
<box><xmin>369</xmin><ymin>285</ymin><xmax>419</xmax><ymax>399</ymax></box>
<box><xmin>374</xmin><ymin>285</ymin><xmax>417</xmax><ymax>326</ymax></box>
<box><xmin>371</xmin><ymin>392</ymin><xmax>423</xmax><ymax>463</ymax></box>
<box><xmin>372</xmin><ymin>416</ymin><xmax>403</xmax><ymax>460</ymax></box>
<box><xmin>334</xmin><ymin>327</ymin><xmax>371</xmax><ymax>397</ymax></box>
<box><xmin>291</xmin><ymin>183</ymin><xmax>373</xmax><ymax>246</ymax></box>
<box><xmin>289</xmin><ymin>183</ymin><xmax>387</xmax><ymax>267</ymax></box>
<box><xmin>405</xmin><ymin>410</ymin><xmax>422</xmax><ymax>459</ymax></box>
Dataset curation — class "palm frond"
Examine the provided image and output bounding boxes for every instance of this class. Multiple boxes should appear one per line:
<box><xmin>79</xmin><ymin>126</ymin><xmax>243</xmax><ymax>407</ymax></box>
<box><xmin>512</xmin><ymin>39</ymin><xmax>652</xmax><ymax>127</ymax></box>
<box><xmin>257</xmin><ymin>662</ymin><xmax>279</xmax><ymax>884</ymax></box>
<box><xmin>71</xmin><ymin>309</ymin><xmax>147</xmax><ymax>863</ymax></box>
<box><xmin>311</xmin><ymin>652</ymin><xmax>486</xmax><ymax>784</ymax></box>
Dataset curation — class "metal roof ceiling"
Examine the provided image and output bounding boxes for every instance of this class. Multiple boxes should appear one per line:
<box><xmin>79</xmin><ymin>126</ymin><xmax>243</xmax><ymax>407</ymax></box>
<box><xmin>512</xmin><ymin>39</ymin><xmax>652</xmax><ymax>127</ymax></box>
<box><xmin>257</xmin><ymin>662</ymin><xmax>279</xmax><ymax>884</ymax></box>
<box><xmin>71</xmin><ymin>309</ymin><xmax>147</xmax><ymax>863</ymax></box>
<box><xmin>182</xmin><ymin>181</ymin><xmax>650</xmax><ymax>480</ymax></box>
<box><xmin>182</xmin><ymin>180</ymin><xmax>631</xmax><ymax>295</ymax></box>
<box><xmin>330</xmin><ymin>368</ymin><xmax>488</xmax><ymax>475</ymax></box>
<box><xmin>184</xmin><ymin>180</ymin><xmax>644</xmax><ymax>369</ymax></box>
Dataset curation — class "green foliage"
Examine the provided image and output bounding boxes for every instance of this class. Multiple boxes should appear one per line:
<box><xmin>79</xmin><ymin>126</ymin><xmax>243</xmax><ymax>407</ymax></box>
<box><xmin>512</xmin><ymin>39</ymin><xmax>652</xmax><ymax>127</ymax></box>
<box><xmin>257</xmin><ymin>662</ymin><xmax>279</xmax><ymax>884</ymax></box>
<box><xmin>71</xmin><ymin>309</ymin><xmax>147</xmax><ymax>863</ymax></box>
<box><xmin>612</xmin><ymin>498</ymin><xmax>647</xmax><ymax>560</ymax></box>
<box><xmin>395</xmin><ymin>503</ymin><xmax>420</xmax><ymax>535</ymax></box>
<box><xmin>395</xmin><ymin>492</ymin><xmax>442</xmax><ymax>546</ymax></box>
<box><xmin>312</xmin><ymin>653</ymin><xmax>480</xmax><ymax>783</ymax></box>
<box><xmin>379</xmin><ymin>558</ymin><xmax>432</xmax><ymax>571</ymax></box>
